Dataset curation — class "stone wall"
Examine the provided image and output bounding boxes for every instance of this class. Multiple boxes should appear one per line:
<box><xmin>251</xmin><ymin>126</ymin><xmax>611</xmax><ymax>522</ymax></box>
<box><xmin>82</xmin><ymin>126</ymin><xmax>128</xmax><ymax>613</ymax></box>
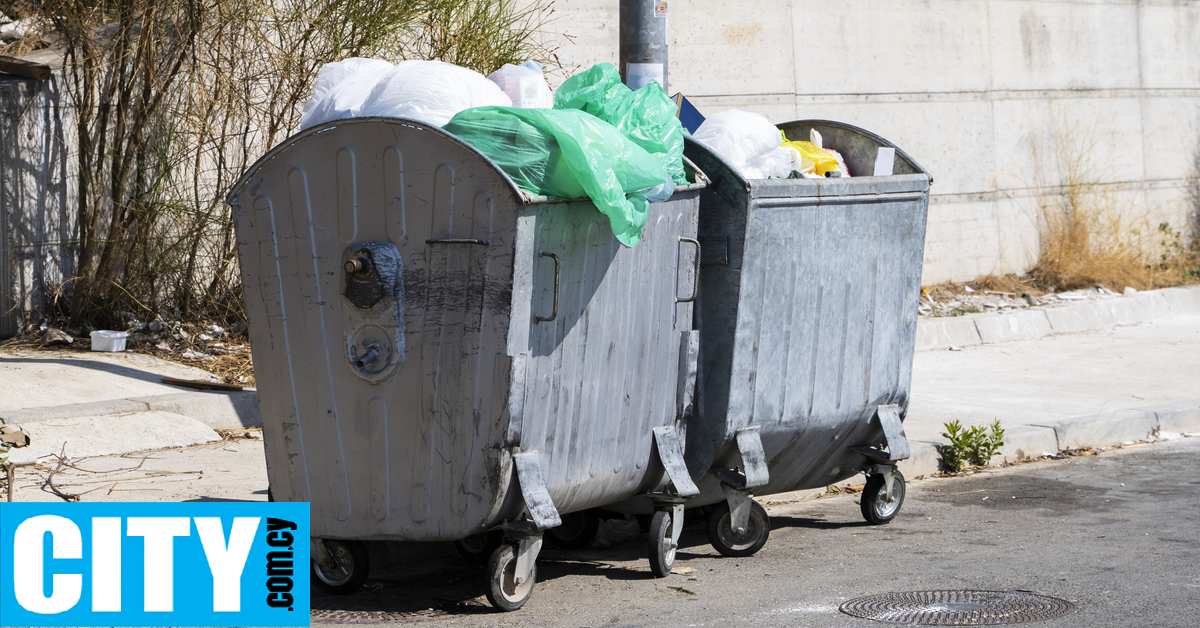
<box><xmin>545</xmin><ymin>0</ymin><xmax>1200</xmax><ymax>284</ymax></box>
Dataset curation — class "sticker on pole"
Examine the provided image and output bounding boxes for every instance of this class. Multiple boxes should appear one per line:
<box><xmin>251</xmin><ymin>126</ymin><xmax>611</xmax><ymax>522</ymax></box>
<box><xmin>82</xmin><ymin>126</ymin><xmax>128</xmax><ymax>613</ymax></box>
<box><xmin>626</xmin><ymin>63</ymin><xmax>665</xmax><ymax>90</ymax></box>
<box><xmin>654</xmin><ymin>1</ymin><xmax>668</xmax><ymax>16</ymax></box>
<box><xmin>0</xmin><ymin>502</ymin><xmax>310</xmax><ymax>627</ymax></box>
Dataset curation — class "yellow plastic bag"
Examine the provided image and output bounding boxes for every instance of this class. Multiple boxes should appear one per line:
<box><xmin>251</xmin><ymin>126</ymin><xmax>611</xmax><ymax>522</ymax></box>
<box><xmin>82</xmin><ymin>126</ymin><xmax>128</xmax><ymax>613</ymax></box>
<box><xmin>781</xmin><ymin>134</ymin><xmax>839</xmax><ymax>176</ymax></box>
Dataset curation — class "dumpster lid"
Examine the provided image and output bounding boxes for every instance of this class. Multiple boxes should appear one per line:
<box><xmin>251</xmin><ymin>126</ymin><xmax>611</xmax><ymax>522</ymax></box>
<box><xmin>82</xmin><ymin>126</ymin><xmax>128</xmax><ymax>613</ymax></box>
<box><xmin>227</xmin><ymin>116</ymin><xmax>529</xmax><ymax>208</ymax></box>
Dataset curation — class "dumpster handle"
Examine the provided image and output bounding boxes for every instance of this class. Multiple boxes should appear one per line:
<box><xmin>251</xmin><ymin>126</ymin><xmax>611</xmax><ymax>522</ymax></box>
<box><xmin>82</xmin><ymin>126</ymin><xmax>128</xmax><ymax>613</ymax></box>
<box><xmin>535</xmin><ymin>252</ymin><xmax>559</xmax><ymax>323</ymax></box>
<box><xmin>677</xmin><ymin>238</ymin><xmax>701</xmax><ymax>304</ymax></box>
<box><xmin>425</xmin><ymin>238</ymin><xmax>490</xmax><ymax>246</ymax></box>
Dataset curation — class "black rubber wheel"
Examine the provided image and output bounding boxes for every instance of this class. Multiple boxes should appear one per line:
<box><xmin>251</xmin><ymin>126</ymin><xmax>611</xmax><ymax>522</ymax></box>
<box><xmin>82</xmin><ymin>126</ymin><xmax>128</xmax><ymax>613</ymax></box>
<box><xmin>647</xmin><ymin>510</ymin><xmax>677</xmax><ymax>577</ymax></box>
<box><xmin>706</xmin><ymin>500</ymin><xmax>770</xmax><ymax>558</ymax></box>
<box><xmin>455</xmin><ymin>530</ymin><xmax>504</xmax><ymax>563</ymax></box>
<box><xmin>310</xmin><ymin>539</ymin><xmax>370</xmax><ymax>595</ymax></box>
<box><xmin>546</xmin><ymin>509</ymin><xmax>601</xmax><ymax>550</ymax></box>
<box><xmin>485</xmin><ymin>543</ymin><xmax>536</xmax><ymax>611</ymax></box>
<box><xmin>860</xmin><ymin>470</ymin><xmax>906</xmax><ymax>525</ymax></box>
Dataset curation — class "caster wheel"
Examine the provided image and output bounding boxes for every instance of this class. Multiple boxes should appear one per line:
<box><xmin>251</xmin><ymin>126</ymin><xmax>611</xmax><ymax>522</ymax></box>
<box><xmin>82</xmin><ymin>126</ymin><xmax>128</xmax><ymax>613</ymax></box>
<box><xmin>485</xmin><ymin>544</ymin><xmax>536</xmax><ymax>611</ymax></box>
<box><xmin>706</xmin><ymin>500</ymin><xmax>770</xmax><ymax>558</ymax></box>
<box><xmin>546</xmin><ymin>509</ymin><xmax>601</xmax><ymax>550</ymax></box>
<box><xmin>861</xmin><ymin>470</ymin><xmax>906</xmax><ymax>525</ymax></box>
<box><xmin>647</xmin><ymin>510</ymin><xmax>678</xmax><ymax>578</ymax></box>
<box><xmin>310</xmin><ymin>539</ymin><xmax>370</xmax><ymax>595</ymax></box>
<box><xmin>455</xmin><ymin>530</ymin><xmax>504</xmax><ymax>563</ymax></box>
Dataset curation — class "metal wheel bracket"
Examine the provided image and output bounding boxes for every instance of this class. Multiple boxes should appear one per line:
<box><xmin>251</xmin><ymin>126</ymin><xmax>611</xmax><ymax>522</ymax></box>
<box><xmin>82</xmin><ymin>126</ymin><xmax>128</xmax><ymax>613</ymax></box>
<box><xmin>649</xmin><ymin>495</ymin><xmax>686</xmax><ymax>549</ymax></box>
<box><xmin>514</xmin><ymin>534</ymin><xmax>542</xmax><ymax>585</ymax></box>
<box><xmin>310</xmin><ymin>537</ymin><xmax>334</xmax><ymax>570</ymax></box>
<box><xmin>880</xmin><ymin>464</ymin><xmax>898</xmax><ymax>502</ymax></box>
<box><xmin>721</xmin><ymin>484</ymin><xmax>754</xmax><ymax>536</ymax></box>
<box><xmin>666</xmin><ymin>503</ymin><xmax>684</xmax><ymax>547</ymax></box>
<box><xmin>499</xmin><ymin>521</ymin><xmax>543</xmax><ymax>585</ymax></box>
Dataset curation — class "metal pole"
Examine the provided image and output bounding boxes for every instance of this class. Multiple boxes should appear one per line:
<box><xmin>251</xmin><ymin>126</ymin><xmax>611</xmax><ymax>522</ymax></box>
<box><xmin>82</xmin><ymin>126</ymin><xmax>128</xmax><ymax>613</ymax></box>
<box><xmin>619</xmin><ymin>0</ymin><xmax>669</xmax><ymax>94</ymax></box>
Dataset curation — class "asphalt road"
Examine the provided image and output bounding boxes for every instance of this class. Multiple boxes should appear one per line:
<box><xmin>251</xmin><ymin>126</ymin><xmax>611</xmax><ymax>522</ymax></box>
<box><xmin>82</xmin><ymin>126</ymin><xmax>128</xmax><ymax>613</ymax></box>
<box><xmin>311</xmin><ymin>437</ymin><xmax>1200</xmax><ymax>628</ymax></box>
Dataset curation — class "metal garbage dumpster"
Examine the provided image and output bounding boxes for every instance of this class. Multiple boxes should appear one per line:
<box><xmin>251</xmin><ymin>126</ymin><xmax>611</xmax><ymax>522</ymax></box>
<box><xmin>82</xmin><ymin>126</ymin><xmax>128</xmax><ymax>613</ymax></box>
<box><xmin>681</xmin><ymin>119</ymin><xmax>931</xmax><ymax>557</ymax></box>
<box><xmin>228</xmin><ymin>116</ymin><xmax>704</xmax><ymax>610</ymax></box>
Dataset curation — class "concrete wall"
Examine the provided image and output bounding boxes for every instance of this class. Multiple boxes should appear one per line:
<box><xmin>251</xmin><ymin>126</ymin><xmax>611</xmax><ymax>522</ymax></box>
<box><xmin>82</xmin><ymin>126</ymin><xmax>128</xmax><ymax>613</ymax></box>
<box><xmin>546</xmin><ymin>0</ymin><xmax>1200</xmax><ymax>284</ymax></box>
<box><xmin>0</xmin><ymin>73</ymin><xmax>75</xmax><ymax>338</ymax></box>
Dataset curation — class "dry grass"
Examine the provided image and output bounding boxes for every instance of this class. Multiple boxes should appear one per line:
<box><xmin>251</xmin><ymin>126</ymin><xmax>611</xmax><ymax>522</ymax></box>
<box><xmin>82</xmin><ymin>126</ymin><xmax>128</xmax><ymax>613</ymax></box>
<box><xmin>976</xmin><ymin>121</ymin><xmax>1200</xmax><ymax>294</ymax></box>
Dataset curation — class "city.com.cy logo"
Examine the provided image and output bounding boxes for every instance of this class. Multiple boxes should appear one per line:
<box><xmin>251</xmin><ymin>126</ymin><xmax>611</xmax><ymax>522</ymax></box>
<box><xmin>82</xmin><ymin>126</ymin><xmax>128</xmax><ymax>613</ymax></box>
<box><xmin>0</xmin><ymin>502</ymin><xmax>309</xmax><ymax>627</ymax></box>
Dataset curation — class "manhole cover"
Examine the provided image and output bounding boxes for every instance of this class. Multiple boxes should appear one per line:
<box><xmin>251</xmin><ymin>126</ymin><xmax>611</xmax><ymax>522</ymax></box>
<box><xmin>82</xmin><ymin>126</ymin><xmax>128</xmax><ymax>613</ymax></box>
<box><xmin>839</xmin><ymin>590</ymin><xmax>1076</xmax><ymax>625</ymax></box>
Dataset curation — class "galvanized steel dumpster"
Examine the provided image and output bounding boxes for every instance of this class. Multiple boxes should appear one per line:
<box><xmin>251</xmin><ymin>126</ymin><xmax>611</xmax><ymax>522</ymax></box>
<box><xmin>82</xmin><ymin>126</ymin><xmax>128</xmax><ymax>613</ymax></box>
<box><xmin>682</xmin><ymin>119</ymin><xmax>931</xmax><ymax>557</ymax></box>
<box><xmin>228</xmin><ymin>116</ymin><xmax>703</xmax><ymax>609</ymax></box>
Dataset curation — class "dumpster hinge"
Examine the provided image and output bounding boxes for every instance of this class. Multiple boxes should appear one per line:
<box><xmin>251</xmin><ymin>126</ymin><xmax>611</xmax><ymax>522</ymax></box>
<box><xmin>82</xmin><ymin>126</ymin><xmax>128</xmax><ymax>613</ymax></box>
<box><xmin>652</xmin><ymin>426</ymin><xmax>699</xmax><ymax>497</ymax></box>
<box><xmin>512</xmin><ymin>450</ymin><xmax>561</xmax><ymax>530</ymax></box>
<box><xmin>849</xmin><ymin>404</ymin><xmax>911</xmax><ymax>464</ymax></box>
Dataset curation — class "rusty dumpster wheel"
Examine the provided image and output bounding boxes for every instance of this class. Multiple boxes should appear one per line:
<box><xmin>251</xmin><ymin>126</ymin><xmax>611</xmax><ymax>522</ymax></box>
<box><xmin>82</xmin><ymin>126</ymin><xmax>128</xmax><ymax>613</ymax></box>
<box><xmin>546</xmin><ymin>509</ymin><xmax>601</xmax><ymax>550</ymax></box>
<box><xmin>455</xmin><ymin>530</ymin><xmax>503</xmax><ymax>563</ymax></box>
<box><xmin>707</xmin><ymin>500</ymin><xmax>770</xmax><ymax>557</ymax></box>
<box><xmin>647</xmin><ymin>510</ymin><xmax>677</xmax><ymax>577</ymax></box>
<box><xmin>311</xmin><ymin>539</ymin><xmax>370</xmax><ymax>595</ymax></box>
<box><xmin>485</xmin><ymin>544</ymin><xmax>536</xmax><ymax>611</ymax></box>
<box><xmin>861</xmin><ymin>470</ymin><xmax>906</xmax><ymax>525</ymax></box>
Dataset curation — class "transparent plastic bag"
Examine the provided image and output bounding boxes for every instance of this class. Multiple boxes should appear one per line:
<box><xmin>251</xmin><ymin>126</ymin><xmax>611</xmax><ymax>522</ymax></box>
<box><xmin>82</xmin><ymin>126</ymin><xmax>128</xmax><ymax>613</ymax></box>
<box><xmin>300</xmin><ymin>58</ymin><xmax>394</xmax><ymax>130</ymax></box>
<box><xmin>487</xmin><ymin>60</ymin><xmax>555</xmax><ymax>109</ymax></box>
<box><xmin>358</xmin><ymin>60</ymin><xmax>512</xmax><ymax>127</ymax></box>
<box><xmin>691</xmin><ymin>109</ymin><xmax>792</xmax><ymax>179</ymax></box>
<box><xmin>445</xmin><ymin>107</ymin><xmax>669</xmax><ymax>247</ymax></box>
<box><xmin>554</xmin><ymin>63</ymin><xmax>687</xmax><ymax>186</ymax></box>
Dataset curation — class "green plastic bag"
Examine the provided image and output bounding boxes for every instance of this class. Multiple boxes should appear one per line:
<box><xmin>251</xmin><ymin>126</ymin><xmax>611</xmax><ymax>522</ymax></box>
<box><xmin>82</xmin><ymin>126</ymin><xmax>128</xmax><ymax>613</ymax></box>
<box><xmin>444</xmin><ymin>106</ymin><xmax>669</xmax><ymax>247</ymax></box>
<box><xmin>554</xmin><ymin>63</ymin><xmax>687</xmax><ymax>186</ymax></box>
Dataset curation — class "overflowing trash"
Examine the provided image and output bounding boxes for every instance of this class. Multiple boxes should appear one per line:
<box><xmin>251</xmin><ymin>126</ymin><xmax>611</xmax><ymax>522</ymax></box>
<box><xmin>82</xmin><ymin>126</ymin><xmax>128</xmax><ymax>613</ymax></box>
<box><xmin>554</xmin><ymin>63</ymin><xmax>687</xmax><ymax>186</ymax></box>
<box><xmin>487</xmin><ymin>60</ymin><xmax>555</xmax><ymax>109</ymax></box>
<box><xmin>690</xmin><ymin>109</ymin><xmax>792</xmax><ymax>179</ymax></box>
<box><xmin>300</xmin><ymin>59</ymin><xmax>511</xmax><ymax>129</ymax></box>
<box><xmin>444</xmin><ymin>107</ymin><xmax>670</xmax><ymax>247</ymax></box>
<box><xmin>691</xmin><ymin>109</ymin><xmax>851</xmax><ymax>180</ymax></box>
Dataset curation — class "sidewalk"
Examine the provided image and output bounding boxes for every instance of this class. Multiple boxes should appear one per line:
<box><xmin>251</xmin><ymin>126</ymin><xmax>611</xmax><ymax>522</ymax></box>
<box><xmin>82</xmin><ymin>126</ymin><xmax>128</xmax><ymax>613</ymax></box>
<box><xmin>1</xmin><ymin>285</ymin><xmax>1198</xmax><ymax>485</ymax></box>
<box><xmin>0</xmin><ymin>349</ymin><xmax>259</xmax><ymax>464</ymax></box>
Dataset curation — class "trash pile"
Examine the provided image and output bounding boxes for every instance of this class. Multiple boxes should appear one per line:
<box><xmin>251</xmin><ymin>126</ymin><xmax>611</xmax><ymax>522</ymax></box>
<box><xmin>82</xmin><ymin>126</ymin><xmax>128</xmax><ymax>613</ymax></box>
<box><xmin>301</xmin><ymin>60</ymin><xmax>685</xmax><ymax>247</ymax></box>
<box><xmin>298</xmin><ymin>58</ymin><xmax>875</xmax><ymax>244</ymax></box>
<box><xmin>0</xmin><ymin>13</ymin><xmax>43</xmax><ymax>44</ymax></box>
<box><xmin>2</xmin><ymin>317</ymin><xmax>254</xmax><ymax>384</ymax></box>
<box><xmin>919</xmin><ymin>282</ymin><xmax>1141</xmax><ymax>318</ymax></box>
<box><xmin>690</xmin><ymin>109</ymin><xmax>849</xmax><ymax>179</ymax></box>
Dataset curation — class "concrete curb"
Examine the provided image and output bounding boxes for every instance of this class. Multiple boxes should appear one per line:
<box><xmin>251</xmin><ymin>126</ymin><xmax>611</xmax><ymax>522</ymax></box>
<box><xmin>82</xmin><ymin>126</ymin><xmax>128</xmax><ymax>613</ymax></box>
<box><xmin>6</xmin><ymin>411</ymin><xmax>223</xmax><ymax>464</ymax></box>
<box><xmin>916</xmin><ymin>284</ymin><xmax>1200</xmax><ymax>351</ymax></box>
<box><xmin>897</xmin><ymin>398</ymin><xmax>1200</xmax><ymax>479</ymax></box>
<box><xmin>0</xmin><ymin>390</ymin><xmax>261</xmax><ymax>430</ymax></box>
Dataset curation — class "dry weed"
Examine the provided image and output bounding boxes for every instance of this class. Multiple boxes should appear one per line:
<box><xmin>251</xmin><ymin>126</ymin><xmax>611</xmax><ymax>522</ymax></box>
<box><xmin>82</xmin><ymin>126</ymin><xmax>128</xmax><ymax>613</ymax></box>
<box><xmin>1023</xmin><ymin>120</ymin><xmax>1199</xmax><ymax>292</ymax></box>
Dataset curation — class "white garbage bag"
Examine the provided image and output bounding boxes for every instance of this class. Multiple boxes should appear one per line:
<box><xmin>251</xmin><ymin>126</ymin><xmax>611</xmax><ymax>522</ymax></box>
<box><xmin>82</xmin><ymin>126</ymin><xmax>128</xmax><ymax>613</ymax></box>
<box><xmin>487</xmin><ymin>60</ymin><xmax>555</xmax><ymax>109</ymax></box>
<box><xmin>359</xmin><ymin>60</ymin><xmax>512</xmax><ymax>127</ymax></box>
<box><xmin>690</xmin><ymin>109</ymin><xmax>793</xmax><ymax>180</ymax></box>
<box><xmin>300</xmin><ymin>58</ymin><xmax>394</xmax><ymax>130</ymax></box>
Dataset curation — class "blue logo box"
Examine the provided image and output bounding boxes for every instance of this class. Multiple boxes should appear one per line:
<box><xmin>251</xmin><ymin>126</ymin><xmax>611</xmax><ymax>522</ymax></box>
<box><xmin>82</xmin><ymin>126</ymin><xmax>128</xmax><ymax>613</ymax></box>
<box><xmin>0</xmin><ymin>502</ymin><xmax>310</xmax><ymax>627</ymax></box>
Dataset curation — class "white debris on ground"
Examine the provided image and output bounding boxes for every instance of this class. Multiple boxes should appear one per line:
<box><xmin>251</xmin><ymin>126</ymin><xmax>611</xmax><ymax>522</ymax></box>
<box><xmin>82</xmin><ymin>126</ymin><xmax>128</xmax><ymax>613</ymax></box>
<box><xmin>920</xmin><ymin>282</ymin><xmax>1138</xmax><ymax>318</ymax></box>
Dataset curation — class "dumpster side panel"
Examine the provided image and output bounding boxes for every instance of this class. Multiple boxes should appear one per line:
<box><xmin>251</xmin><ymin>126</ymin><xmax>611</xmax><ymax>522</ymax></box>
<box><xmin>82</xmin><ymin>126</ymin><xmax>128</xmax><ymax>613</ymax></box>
<box><xmin>510</xmin><ymin>192</ymin><xmax>700</xmax><ymax>514</ymax></box>
<box><xmin>686</xmin><ymin>184</ymin><xmax>751</xmax><ymax>480</ymax></box>
<box><xmin>723</xmin><ymin>188</ymin><xmax>929</xmax><ymax>494</ymax></box>
<box><xmin>233</xmin><ymin>121</ymin><xmax>523</xmax><ymax>541</ymax></box>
